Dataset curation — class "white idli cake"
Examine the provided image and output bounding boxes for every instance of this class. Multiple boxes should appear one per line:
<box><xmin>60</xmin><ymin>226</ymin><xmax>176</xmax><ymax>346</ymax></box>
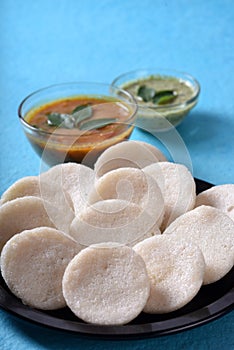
<box><xmin>62</xmin><ymin>243</ymin><xmax>150</xmax><ymax>325</ymax></box>
<box><xmin>0</xmin><ymin>176</ymin><xmax>40</xmax><ymax>205</ymax></box>
<box><xmin>164</xmin><ymin>205</ymin><xmax>234</xmax><ymax>284</ymax></box>
<box><xmin>1</xmin><ymin>227</ymin><xmax>82</xmax><ymax>310</ymax></box>
<box><xmin>144</xmin><ymin>162</ymin><xmax>196</xmax><ymax>231</ymax></box>
<box><xmin>39</xmin><ymin>165</ymin><xmax>75</xmax><ymax>233</ymax></box>
<box><xmin>94</xmin><ymin>140</ymin><xmax>167</xmax><ymax>178</ymax></box>
<box><xmin>70</xmin><ymin>199</ymin><xmax>160</xmax><ymax>246</ymax></box>
<box><xmin>195</xmin><ymin>184</ymin><xmax>234</xmax><ymax>221</ymax></box>
<box><xmin>134</xmin><ymin>235</ymin><xmax>205</xmax><ymax>313</ymax></box>
<box><xmin>0</xmin><ymin>196</ymin><xmax>55</xmax><ymax>252</ymax></box>
<box><xmin>40</xmin><ymin>162</ymin><xmax>95</xmax><ymax>216</ymax></box>
<box><xmin>88</xmin><ymin>167</ymin><xmax>165</xmax><ymax>227</ymax></box>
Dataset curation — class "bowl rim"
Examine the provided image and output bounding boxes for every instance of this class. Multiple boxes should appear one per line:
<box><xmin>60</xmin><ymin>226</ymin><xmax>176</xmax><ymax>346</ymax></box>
<box><xmin>18</xmin><ymin>82</ymin><xmax>138</xmax><ymax>137</ymax></box>
<box><xmin>111</xmin><ymin>68</ymin><xmax>201</xmax><ymax>110</ymax></box>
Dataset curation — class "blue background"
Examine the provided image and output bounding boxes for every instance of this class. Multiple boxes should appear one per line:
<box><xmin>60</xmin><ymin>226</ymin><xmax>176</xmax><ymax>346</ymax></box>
<box><xmin>0</xmin><ymin>0</ymin><xmax>233</xmax><ymax>349</ymax></box>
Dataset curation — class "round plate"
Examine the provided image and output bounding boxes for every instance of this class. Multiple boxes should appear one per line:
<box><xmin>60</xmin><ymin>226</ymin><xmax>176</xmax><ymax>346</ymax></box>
<box><xmin>0</xmin><ymin>178</ymin><xmax>233</xmax><ymax>339</ymax></box>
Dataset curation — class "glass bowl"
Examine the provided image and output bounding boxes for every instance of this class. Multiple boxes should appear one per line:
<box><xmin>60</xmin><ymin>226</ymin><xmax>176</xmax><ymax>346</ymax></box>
<box><xmin>112</xmin><ymin>69</ymin><xmax>200</xmax><ymax>131</ymax></box>
<box><xmin>18</xmin><ymin>82</ymin><xmax>137</xmax><ymax>167</ymax></box>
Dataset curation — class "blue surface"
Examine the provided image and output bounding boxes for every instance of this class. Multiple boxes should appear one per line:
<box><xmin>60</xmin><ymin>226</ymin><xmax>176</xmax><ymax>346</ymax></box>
<box><xmin>0</xmin><ymin>0</ymin><xmax>233</xmax><ymax>349</ymax></box>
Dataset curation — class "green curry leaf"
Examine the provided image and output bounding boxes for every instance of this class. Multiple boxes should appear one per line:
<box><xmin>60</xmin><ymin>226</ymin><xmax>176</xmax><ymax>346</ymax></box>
<box><xmin>152</xmin><ymin>90</ymin><xmax>177</xmax><ymax>105</ymax></box>
<box><xmin>46</xmin><ymin>104</ymin><xmax>93</xmax><ymax>129</ymax></box>
<box><xmin>72</xmin><ymin>104</ymin><xmax>89</xmax><ymax>114</ymax></box>
<box><xmin>137</xmin><ymin>84</ymin><xmax>178</xmax><ymax>105</ymax></box>
<box><xmin>137</xmin><ymin>85</ymin><xmax>156</xmax><ymax>102</ymax></box>
<box><xmin>79</xmin><ymin>118</ymin><xmax>117</xmax><ymax>131</ymax></box>
<box><xmin>72</xmin><ymin>104</ymin><xmax>93</xmax><ymax>126</ymax></box>
<box><xmin>46</xmin><ymin>113</ymin><xmax>66</xmax><ymax>127</ymax></box>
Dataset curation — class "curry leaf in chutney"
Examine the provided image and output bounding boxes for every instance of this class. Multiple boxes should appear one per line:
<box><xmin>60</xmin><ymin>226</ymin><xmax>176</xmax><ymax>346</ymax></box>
<box><xmin>137</xmin><ymin>85</ymin><xmax>156</xmax><ymax>102</ymax></box>
<box><xmin>152</xmin><ymin>90</ymin><xmax>177</xmax><ymax>105</ymax></box>
<box><xmin>137</xmin><ymin>84</ymin><xmax>178</xmax><ymax>105</ymax></box>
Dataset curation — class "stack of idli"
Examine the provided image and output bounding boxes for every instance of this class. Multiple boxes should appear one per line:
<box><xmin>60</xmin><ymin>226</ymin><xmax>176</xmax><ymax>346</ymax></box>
<box><xmin>0</xmin><ymin>140</ymin><xmax>233</xmax><ymax>325</ymax></box>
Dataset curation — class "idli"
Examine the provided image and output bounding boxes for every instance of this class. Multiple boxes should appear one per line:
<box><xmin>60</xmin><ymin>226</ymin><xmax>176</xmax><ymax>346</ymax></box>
<box><xmin>62</xmin><ymin>242</ymin><xmax>150</xmax><ymax>325</ymax></box>
<box><xmin>134</xmin><ymin>235</ymin><xmax>205</xmax><ymax>313</ymax></box>
<box><xmin>0</xmin><ymin>196</ymin><xmax>55</xmax><ymax>252</ymax></box>
<box><xmin>1</xmin><ymin>176</ymin><xmax>40</xmax><ymax>204</ymax></box>
<box><xmin>144</xmin><ymin>162</ymin><xmax>196</xmax><ymax>231</ymax></box>
<box><xmin>39</xmin><ymin>164</ymin><xmax>75</xmax><ymax>233</ymax></box>
<box><xmin>88</xmin><ymin>167</ymin><xmax>165</xmax><ymax>227</ymax></box>
<box><xmin>39</xmin><ymin>163</ymin><xmax>94</xmax><ymax>231</ymax></box>
<box><xmin>164</xmin><ymin>205</ymin><xmax>234</xmax><ymax>284</ymax></box>
<box><xmin>133</xmin><ymin>235</ymin><xmax>205</xmax><ymax>314</ymax></box>
<box><xmin>70</xmin><ymin>199</ymin><xmax>161</xmax><ymax>246</ymax></box>
<box><xmin>94</xmin><ymin>140</ymin><xmax>167</xmax><ymax>178</ymax></box>
<box><xmin>1</xmin><ymin>227</ymin><xmax>81</xmax><ymax>310</ymax></box>
<box><xmin>195</xmin><ymin>184</ymin><xmax>234</xmax><ymax>221</ymax></box>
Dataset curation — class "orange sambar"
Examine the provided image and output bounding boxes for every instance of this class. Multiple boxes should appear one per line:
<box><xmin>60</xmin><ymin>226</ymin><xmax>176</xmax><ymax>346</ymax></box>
<box><xmin>24</xmin><ymin>96</ymin><xmax>135</xmax><ymax>167</ymax></box>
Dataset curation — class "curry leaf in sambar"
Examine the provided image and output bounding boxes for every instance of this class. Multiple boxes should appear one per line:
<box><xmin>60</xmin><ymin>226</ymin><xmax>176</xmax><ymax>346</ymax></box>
<box><xmin>79</xmin><ymin>118</ymin><xmax>117</xmax><ymax>131</ymax></box>
<box><xmin>46</xmin><ymin>113</ymin><xmax>65</xmax><ymax>126</ymax></box>
<box><xmin>72</xmin><ymin>104</ymin><xmax>93</xmax><ymax>126</ymax></box>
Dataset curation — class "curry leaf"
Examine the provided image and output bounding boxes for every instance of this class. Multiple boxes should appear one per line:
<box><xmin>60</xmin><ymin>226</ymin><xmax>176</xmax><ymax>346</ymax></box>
<box><xmin>46</xmin><ymin>113</ymin><xmax>67</xmax><ymax>127</ymax></box>
<box><xmin>62</xmin><ymin>115</ymin><xmax>76</xmax><ymax>129</ymax></box>
<box><xmin>152</xmin><ymin>90</ymin><xmax>177</xmax><ymax>105</ymax></box>
<box><xmin>137</xmin><ymin>85</ymin><xmax>156</xmax><ymax>102</ymax></box>
<box><xmin>46</xmin><ymin>105</ymin><xmax>93</xmax><ymax>129</ymax></box>
<box><xmin>72</xmin><ymin>104</ymin><xmax>93</xmax><ymax>126</ymax></box>
<box><xmin>79</xmin><ymin>118</ymin><xmax>117</xmax><ymax>131</ymax></box>
<box><xmin>72</xmin><ymin>104</ymin><xmax>91</xmax><ymax>114</ymax></box>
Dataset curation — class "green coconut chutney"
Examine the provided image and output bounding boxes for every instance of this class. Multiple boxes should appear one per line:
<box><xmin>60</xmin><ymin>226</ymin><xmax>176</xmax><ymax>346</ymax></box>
<box><xmin>121</xmin><ymin>75</ymin><xmax>198</xmax><ymax>130</ymax></box>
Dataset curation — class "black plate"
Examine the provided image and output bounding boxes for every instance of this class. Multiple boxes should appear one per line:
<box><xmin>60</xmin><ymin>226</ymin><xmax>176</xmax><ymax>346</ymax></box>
<box><xmin>0</xmin><ymin>178</ymin><xmax>233</xmax><ymax>340</ymax></box>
